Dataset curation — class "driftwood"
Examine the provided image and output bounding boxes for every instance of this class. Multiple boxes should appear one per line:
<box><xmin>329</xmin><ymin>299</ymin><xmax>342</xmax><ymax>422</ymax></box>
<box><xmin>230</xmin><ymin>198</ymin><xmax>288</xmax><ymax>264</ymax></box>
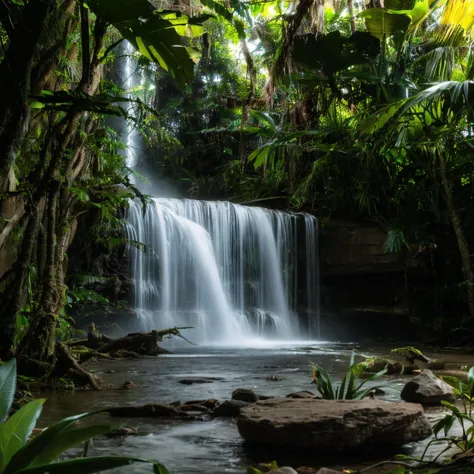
<box><xmin>96</xmin><ymin>330</ymin><xmax>167</xmax><ymax>355</ymax></box>
<box><xmin>66</xmin><ymin>324</ymin><xmax>193</xmax><ymax>362</ymax></box>
<box><xmin>14</xmin><ymin>325</ymin><xmax>191</xmax><ymax>391</ymax></box>
<box><xmin>43</xmin><ymin>324</ymin><xmax>193</xmax><ymax>390</ymax></box>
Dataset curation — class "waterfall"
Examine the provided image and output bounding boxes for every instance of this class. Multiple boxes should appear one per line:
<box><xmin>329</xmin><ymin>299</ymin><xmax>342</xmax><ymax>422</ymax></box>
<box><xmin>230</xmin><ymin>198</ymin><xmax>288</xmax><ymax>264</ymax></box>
<box><xmin>304</xmin><ymin>214</ymin><xmax>320</xmax><ymax>338</ymax></box>
<box><xmin>126</xmin><ymin>198</ymin><xmax>320</xmax><ymax>344</ymax></box>
<box><xmin>118</xmin><ymin>42</ymin><xmax>320</xmax><ymax>344</ymax></box>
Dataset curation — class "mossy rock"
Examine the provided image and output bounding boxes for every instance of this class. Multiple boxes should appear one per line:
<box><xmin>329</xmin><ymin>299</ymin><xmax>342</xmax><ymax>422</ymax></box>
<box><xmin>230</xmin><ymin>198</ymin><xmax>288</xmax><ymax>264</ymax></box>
<box><xmin>425</xmin><ymin>359</ymin><xmax>445</xmax><ymax>370</ymax></box>
<box><xmin>362</xmin><ymin>357</ymin><xmax>418</xmax><ymax>375</ymax></box>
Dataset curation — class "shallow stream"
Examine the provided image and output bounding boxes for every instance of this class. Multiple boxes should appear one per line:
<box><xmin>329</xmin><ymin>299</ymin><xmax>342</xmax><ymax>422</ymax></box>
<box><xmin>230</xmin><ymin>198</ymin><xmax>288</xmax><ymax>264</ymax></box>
<box><xmin>37</xmin><ymin>341</ymin><xmax>474</xmax><ymax>473</ymax></box>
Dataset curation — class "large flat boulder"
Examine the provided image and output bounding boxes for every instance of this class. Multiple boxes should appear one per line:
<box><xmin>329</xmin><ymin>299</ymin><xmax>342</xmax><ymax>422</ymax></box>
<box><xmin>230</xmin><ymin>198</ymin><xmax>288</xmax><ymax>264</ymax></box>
<box><xmin>237</xmin><ymin>398</ymin><xmax>431</xmax><ymax>453</ymax></box>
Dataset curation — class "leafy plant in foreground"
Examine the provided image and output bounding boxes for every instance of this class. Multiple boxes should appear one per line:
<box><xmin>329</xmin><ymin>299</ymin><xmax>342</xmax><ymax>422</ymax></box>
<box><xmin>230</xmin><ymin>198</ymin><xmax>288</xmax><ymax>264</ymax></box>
<box><xmin>399</xmin><ymin>367</ymin><xmax>474</xmax><ymax>465</ymax></box>
<box><xmin>311</xmin><ymin>350</ymin><xmax>387</xmax><ymax>400</ymax></box>
<box><xmin>430</xmin><ymin>368</ymin><xmax>474</xmax><ymax>457</ymax></box>
<box><xmin>0</xmin><ymin>359</ymin><xmax>170</xmax><ymax>474</ymax></box>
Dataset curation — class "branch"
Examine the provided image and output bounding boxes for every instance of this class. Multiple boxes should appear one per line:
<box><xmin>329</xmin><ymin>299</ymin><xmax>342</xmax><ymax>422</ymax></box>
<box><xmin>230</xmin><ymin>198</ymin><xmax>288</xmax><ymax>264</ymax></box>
<box><xmin>100</xmin><ymin>37</ymin><xmax>125</xmax><ymax>63</ymax></box>
<box><xmin>80</xmin><ymin>3</ymin><xmax>90</xmax><ymax>88</ymax></box>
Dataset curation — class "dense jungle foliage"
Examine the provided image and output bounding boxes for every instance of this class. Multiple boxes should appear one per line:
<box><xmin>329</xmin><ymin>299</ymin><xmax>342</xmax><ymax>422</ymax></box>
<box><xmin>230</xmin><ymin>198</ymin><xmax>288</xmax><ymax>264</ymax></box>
<box><xmin>0</xmin><ymin>0</ymin><xmax>474</xmax><ymax>378</ymax></box>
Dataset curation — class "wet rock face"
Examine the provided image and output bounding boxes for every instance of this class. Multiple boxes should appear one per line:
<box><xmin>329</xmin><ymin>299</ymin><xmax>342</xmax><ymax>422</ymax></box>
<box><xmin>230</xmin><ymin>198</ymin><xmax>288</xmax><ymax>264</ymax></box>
<box><xmin>232</xmin><ymin>388</ymin><xmax>259</xmax><ymax>403</ymax></box>
<box><xmin>401</xmin><ymin>369</ymin><xmax>455</xmax><ymax>406</ymax></box>
<box><xmin>237</xmin><ymin>398</ymin><xmax>432</xmax><ymax>453</ymax></box>
<box><xmin>213</xmin><ymin>400</ymin><xmax>249</xmax><ymax>417</ymax></box>
<box><xmin>178</xmin><ymin>377</ymin><xmax>223</xmax><ymax>385</ymax></box>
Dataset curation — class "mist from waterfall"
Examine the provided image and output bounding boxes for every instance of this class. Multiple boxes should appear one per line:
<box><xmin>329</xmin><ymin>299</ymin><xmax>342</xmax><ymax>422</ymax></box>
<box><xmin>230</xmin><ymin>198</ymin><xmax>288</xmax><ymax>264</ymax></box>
<box><xmin>119</xmin><ymin>41</ymin><xmax>319</xmax><ymax>344</ymax></box>
<box><xmin>126</xmin><ymin>199</ymin><xmax>319</xmax><ymax>344</ymax></box>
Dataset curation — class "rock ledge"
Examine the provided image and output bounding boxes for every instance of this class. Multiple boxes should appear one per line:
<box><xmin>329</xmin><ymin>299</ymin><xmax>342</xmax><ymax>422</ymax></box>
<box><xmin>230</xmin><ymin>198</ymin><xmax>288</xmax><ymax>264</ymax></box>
<box><xmin>237</xmin><ymin>398</ymin><xmax>431</xmax><ymax>452</ymax></box>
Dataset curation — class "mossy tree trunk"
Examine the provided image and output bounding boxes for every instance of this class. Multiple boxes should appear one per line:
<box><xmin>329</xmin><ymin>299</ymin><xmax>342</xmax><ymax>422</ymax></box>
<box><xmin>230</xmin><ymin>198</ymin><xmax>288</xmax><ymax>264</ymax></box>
<box><xmin>0</xmin><ymin>0</ymin><xmax>57</xmax><ymax>192</ymax></box>
<box><xmin>439</xmin><ymin>153</ymin><xmax>474</xmax><ymax>319</ymax></box>
<box><xmin>0</xmin><ymin>11</ymin><xmax>107</xmax><ymax>364</ymax></box>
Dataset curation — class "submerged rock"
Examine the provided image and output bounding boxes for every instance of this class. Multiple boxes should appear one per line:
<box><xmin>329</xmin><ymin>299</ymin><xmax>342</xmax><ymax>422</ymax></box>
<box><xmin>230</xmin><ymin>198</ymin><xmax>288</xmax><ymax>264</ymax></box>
<box><xmin>426</xmin><ymin>359</ymin><xmax>445</xmax><ymax>370</ymax></box>
<box><xmin>237</xmin><ymin>398</ymin><xmax>431</xmax><ymax>452</ymax></box>
<box><xmin>106</xmin><ymin>427</ymin><xmax>138</xmax><ymax>437</ymax></box>
<box><xmin>213</xmin><ymin>400</ymin><xmax>249</xmax><ymax>417</ymax></box>
<box><xmin>269</xmin><ymin>468</ymin><xmax>298</xmax><ymax>474</ymax></box>
<box><xmin>183</xmin><ymin>399</ymin><xmax>218</xmax><ymax>409</ymax></box>
<box><xmin>297</xmin><ymin>468</ymin><xmax>338</xmax><ymax>474</ymax></box>
<box><xmin>120</xmin><ymin>380</ymin><xmax>136</xmax><ymax>390</ymax></box>
<box><xmin>232</xmin><ymin>388</ymin><xmax>259</xmax><ymax>403</ymax></box>
<box><xmin>256</xmin><ymin>394</ymin><xmax>274</xmax><ymax>401</ymax></box>
<box><xmin>108</xmin><ymin>404</ymin><xmax>181</xmax><ymax>418</ymax></box>
<box><xmin>266</xmin><ymin>375</ymin><xmax>282</xmax><ymax>382</ymax></box>
<box><xmin>178</xmin><ymin>377</ymin><xmax>223</xmax><ymax>385</ymax></box>
<box><xmin>401</xmin><ymin>369</ymin><xmax>455</xmax><ymax>405</ymax></box>
<box><xmin>286</xmin><ymin>391</ymin><xmax>316</xmax><ymax>399</ymax></box>
<box><xmin>313</xmin><ymin>470</ymin><xmax>342</xmax><ymax>474</ymax></box>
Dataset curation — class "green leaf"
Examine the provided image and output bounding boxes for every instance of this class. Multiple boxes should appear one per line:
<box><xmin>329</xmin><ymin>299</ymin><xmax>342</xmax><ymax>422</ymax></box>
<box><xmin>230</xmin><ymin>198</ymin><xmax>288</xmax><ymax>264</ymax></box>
<box><xmin>153</xmin><ymin>462</ymin><xmax>172</xmax><ymax>474</ymax></box>
<box><xmin>0</xmin><ymin>359</ymin><xmax>17</xmax><ymax>423</ymax></box>
<box><xmin>440</xmin><ymin>400</ymin><xmax>460</xmax><ymax>414</ymax></box>
<box><xmin>248</xmin><ymin>146</ymin><xmax>272</xmax><ymax>169</ymax></box>
<box><xmin>5</xmin><ymin>410</ymin><xmax>108</xmax><ymax>473</ymax></box>
<box><xmin>30</xmin><ymin>425</ymin><xmax>114</xmax><ymax>466</ymax></box>
<box><xmin>250</xmin><ymin>110</ymin><xmax>276</xmax><ymax>130</ymax></box>
<box><xmin>200</xmin><ymin>0</ymin><xmax>233</xmax><ymax>23</ymax></box>
<box><xmin>358</xmin><ymin>8</ymin><xmax>411</xmax><ymax>40</ymax></box>
<box><xmin>247</xmin><ymin>468</ymin><xmax>264</xmax><ymax>474</ymax></box>
<box><xmin>441</xmin><ymin>375</ymin><xmax>466</xmax><ymax>394</ymax></box>
<box><xmin>338</xmin><ymin>374</ymin><xmax>347</xmax><ymax>399</ymax></box>
<box><xmin>136</xmin><ymin>37</ymin><xmax>153</xmax><ymax>61</ymax></box>
<box><xmin>86</xmin><ymin>0</ymin><xmax>198</xmax><ymax>87</ymax></box>
<box><xmin>0</xmin><ymin>399</ymin><xmax>45</xmax><ymax>471</ymax></box>
<box><xmin>385</xmin><ymin>0</ymin><xmax>415</xmax><ymax>9</ymax></box>
<box><xmin>467</xmin><ymin>366</ymin><xmax>474</xmax><ymax>386</ymax></box>
<box><xmin>14</xmin><ymin>456</ymin><xmax>167</xmax><ymax>474</ymax></box>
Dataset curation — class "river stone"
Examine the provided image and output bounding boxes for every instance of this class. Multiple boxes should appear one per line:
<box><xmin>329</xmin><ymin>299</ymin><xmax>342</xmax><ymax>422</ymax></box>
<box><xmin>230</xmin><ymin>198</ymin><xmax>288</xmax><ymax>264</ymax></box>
<box><xmin>425</xmin><ymin>359</ymin><xmax>445</xmax><ymax>370</ymax></box>
<box><xmin>237</xmin><ymin>398</ymin><xmax>432</xmax><ymax>452</ymax></box>
<box><xmin>297</xmin><ymin>469</ymin><xmax>341</xmax><ymax>474</ymax></box>
<box><xmin>269</xmin><ymin>468</ymin><xmax>298</xmax><ymax>474</ymax></box>
<box><xmin>120</xmin><ymin>380</ymin><xmax>136</xmax><ymax>390</ymax></box>
<box><xmin>401</xmin><ymin>369</ymin><xmax>455</xmax><ymax>405</ymax></box>
<box><xmin>106</xmin><ymin>427</ymin><xmax>138</xmax><ymax>437</ymax></box>
<box><xmin>178</xmin><ymin>377</ymin><xmax>223</xmax><ymax>385</ymax></box>
<box><xmin>213</xmin><ymin>400</ymin><xmax>249</xmax><ymax>417</ymax></box>
<box><xmin>286</xmin><ymin>391</ymin><xmax>316</xmax><ymax>399</ymax></box>
<box><xmin>232</xmin><ymin>388</ymin><xmax>259</xmax><ymax>403</ymax></box>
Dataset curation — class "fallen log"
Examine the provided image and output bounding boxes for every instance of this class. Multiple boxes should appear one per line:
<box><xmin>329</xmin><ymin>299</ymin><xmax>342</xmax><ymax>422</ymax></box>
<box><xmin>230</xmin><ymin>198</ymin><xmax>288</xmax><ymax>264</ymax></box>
<box><xmin>66</xmin><ymin>325</ymin><xmax>193</xmax><ymax>361</ymax></box>
<box><xmin>96</xmin><ymin>330</ymin><xmax>169</xmax><ymax>355</ymax></box>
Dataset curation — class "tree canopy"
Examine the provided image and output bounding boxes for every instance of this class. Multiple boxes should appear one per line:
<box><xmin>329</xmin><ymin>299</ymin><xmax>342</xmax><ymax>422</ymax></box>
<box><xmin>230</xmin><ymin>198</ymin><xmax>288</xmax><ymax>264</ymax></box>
<box><xmin>0</xmin><ymin>0</ymin><xmax>474</xmax><ymax>374</ymax></box>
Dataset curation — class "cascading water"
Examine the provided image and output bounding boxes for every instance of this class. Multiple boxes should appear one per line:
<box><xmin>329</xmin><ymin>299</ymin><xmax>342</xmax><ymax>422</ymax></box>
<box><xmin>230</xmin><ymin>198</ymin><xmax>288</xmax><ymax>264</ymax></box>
<box><xmin>126</xmin><ymin>198</ymin><xmax>320</xmax><ymax>344</ymax></box>
<box><xmin>119</xmin><ymin>41</ymin><xmax>320</xmax><ymax>344</ymax></box>
<box><xmin>304</xmin><ymin>214</ymin><xmax>320</xmax><ymax>338</ymax></box>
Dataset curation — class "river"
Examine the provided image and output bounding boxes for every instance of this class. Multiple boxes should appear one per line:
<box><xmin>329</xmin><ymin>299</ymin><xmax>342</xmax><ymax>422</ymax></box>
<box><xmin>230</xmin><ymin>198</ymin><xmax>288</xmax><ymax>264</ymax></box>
<box><xmin>37</xmin><ymin>341</ymin><xmax>473</xmax><ymax>473</ymax></box>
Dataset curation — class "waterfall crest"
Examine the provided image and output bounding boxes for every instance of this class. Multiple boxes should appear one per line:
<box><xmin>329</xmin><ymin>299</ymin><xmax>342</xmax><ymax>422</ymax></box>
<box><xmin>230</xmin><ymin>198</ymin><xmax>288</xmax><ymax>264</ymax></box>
<box><xmin>126</xmin><ymin>198</ymin><xmax>319</xmax><ymax>344</ymax></box>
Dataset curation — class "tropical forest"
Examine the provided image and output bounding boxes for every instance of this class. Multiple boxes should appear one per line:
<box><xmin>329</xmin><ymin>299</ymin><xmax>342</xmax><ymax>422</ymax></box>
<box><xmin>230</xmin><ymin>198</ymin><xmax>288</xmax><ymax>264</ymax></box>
<box><xmin>1</xmin><ymin>0</ymin><xmax>474</xmax><ymax>472</ymax></box>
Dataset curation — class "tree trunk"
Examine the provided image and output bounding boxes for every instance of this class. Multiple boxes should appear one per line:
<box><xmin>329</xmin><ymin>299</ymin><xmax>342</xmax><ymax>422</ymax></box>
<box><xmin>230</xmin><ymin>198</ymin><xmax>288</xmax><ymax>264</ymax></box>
<box><xmin>439</xmin><ymin>153</ymin><xmax>474</xmax><ymax>318</ymax></box>
<box><xmin>18</xmin><ymin>185</ymin><xmax>61</xmax><ymax>361</ymax></box>
<box><xmin>5</xmin><ymin>17</ymin><xmax>107</xmax><ymax>362</ymax></box>
<box><xmin>0</xmin><ymin>0</ymin><xmax>56</xmax><ymax>191</ymax></box>
<box><xmin>0</xmin><ymin>204</ymin><xmax>43</xmax><ymax>359</ymax></box>
<box><xmin>348</xmin><ymin>0</ymin><xmax>357</xmax><ymax>34</ymax></box>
